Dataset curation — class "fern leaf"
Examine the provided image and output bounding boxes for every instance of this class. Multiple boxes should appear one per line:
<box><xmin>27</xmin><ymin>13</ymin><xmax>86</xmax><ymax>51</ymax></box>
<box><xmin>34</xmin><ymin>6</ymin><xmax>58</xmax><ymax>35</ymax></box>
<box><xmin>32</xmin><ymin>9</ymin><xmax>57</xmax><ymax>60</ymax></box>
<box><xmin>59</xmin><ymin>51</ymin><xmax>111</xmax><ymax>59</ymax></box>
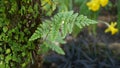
<box><xmin>29</xmin><ymin>28</ymin><xmax>41</xmax><ymax>41</ymax></box>
<box><xmin>75</xmin><ymin>15</ymin><xmax>97</xmax><ymax>29</ymax></box>
<box><xmin>29</xmin><ymin>11</ymin><xmax>98</xmax><ymax>55</ymax></box>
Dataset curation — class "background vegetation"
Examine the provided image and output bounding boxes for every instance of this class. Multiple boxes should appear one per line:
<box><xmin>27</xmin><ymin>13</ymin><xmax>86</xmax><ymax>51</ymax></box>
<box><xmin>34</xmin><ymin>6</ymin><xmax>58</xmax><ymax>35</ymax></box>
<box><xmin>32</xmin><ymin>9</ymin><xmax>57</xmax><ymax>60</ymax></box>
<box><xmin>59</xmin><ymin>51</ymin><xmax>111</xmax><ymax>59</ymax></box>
<box><xmin>0</xmin><ymin>0</ymin><xmax>120</xmax><ymax>68</ymax></box>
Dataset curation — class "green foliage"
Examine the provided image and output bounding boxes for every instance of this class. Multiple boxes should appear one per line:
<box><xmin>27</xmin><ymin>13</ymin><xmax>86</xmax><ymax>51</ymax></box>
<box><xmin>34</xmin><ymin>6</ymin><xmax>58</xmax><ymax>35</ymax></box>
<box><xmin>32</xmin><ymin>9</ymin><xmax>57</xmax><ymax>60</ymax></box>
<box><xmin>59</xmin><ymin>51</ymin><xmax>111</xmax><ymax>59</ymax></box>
<box><xmin>0</xmin><ymin>0</ymin><xmax>99</xmax><ymax>67</ymax></box>
<box><xmin>0</xmin><ymin>0</ymin><xmax>41</xmax><ymax>68</ymax></box>
<box><xmin>117</xmin><ymin>0</ymin><xmax>120</xmax><ymax>30</ymax></box>
<box><xmin>29</xmin><ymin>11</ymin><xmax>97</xmax><ymax>55</ymax></box>
<box><xmin>56</xmin><ymin>0</ymin><xmax>72</xmax><ymax>11</ymax></box>
<box><xmin>41</xmin><ymin>0</ymin><xmax>56</xmax><ymax>16</ymax></box>
<box><xmin>73</xmin><ymin>0</ymin><xmax>99</xmax><ymax>35</ymax></box>
<box><xmin>41</xmin><ymin>0</ymin><xmax>73</xmax><ymax>16</ymax></box>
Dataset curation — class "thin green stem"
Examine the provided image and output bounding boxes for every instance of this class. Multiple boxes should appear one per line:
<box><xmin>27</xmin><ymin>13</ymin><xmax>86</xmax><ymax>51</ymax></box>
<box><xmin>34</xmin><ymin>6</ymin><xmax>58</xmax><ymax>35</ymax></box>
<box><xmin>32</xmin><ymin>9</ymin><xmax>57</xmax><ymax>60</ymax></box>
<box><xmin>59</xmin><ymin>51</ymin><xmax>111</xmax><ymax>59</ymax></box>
<box><xmin>98</xmin><ymin>20</ymin><xmax>109</xmax><ymax>26</ymax></box>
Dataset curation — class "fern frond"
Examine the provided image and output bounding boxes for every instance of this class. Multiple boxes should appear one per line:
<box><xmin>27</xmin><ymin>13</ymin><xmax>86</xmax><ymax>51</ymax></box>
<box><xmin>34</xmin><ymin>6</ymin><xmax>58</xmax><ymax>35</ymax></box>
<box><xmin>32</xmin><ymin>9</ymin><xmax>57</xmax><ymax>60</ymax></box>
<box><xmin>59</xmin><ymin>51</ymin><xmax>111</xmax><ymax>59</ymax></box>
<box><xmin>75</xmin><ymin>15</ymin><xmax>97</xmax><ymax>28</ymax></box>
<box><xmin>29</xmin><ymin>11</ymin><xmax>97</xmax><ymax>55</ymax></box>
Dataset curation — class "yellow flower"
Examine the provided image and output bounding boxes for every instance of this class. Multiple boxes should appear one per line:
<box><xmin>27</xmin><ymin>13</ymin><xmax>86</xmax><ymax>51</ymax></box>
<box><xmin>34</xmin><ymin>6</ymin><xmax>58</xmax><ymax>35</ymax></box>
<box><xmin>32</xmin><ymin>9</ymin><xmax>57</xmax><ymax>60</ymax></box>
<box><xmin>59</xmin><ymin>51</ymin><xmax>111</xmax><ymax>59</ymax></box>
<box><xmin>86</xmin><ymin>0</ymin><xmax>109</xmax><ymax>11</ymax></box>
<box><xmin>105</xmin><ymin>22</ymin><xmax>118</xmax><ymax>35</ymax></box>
<box><xmin>86</xmin><ymin>0</ymin><xmax>100</xmax><ymax>11</ymax></box>
<box><xmin>100</xmin><ymin>0</ymin><xmax>108</xmax><ymax>7</ymax></box>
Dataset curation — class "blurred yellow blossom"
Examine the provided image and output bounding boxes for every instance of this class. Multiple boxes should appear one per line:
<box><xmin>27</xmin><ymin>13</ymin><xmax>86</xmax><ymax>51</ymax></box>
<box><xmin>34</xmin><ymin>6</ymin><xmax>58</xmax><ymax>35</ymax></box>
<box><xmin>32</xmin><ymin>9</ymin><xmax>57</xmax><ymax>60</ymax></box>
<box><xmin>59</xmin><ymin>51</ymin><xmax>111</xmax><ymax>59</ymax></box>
<box><xmin>100</xmin><ymin>0</ymin><xmax>109</xmax><ymax>7</ymax></box>
<box><xmin>86</xmin><ymin>0</ymin><xmax>109</xmax><ymax>11</ymax></box>
<box><xmin>105</xmin><ymin>22</ymin><xmax>118</xmax><ymax>35</ymax></box>
<box><xmin>87</xmin><ymin>0</ymin><xmax>100</xmax><ymax>11</ymax></box>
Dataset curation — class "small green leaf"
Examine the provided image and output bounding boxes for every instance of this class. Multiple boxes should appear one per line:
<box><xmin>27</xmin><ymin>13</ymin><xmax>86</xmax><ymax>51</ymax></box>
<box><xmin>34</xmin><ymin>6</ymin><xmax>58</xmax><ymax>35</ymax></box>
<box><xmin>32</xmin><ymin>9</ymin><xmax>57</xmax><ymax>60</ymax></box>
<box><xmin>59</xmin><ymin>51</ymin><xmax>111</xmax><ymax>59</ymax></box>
<box><xmin>22</xmin><ymin>63</ymin><xmax>26</xmax><ymax>67</ymax></box>
<box><xmin>0</xmin><ymin>47</ymin><xmax>2</xmax><ymax>52</ymax></box>
<box><xmin>38</xmin><ymin>44</ymin><xmax>50</xmax><ymax>54</ymax></box>
<box><xmin>5</xmin><ymin>55</ymin><xmax>12</xmax><ymax>63</ymax></box>
<box><xmin>28</xmin><ymin>6</ymin><xmax>33</xmax><ymax>13</ymax></box>
<box><xmin>6</xmin><ymin>49</ymin><xmax>11</xmax><ymax>54</ymax></box>
<box><xmin>0</xmin><ymin>61</ymin><xmax>5</xmax><ymax>68</ymax></box>
<box><xmin>3</xmin><ymin>26</ymin><xmax>8</xmax><ymax>33</ymax></box>
<box><xmin>14</xmin><ymin>35</ymin><xmax>18</xmax><ymax>40</ymax></box>
<box><xmin>22</xmin><ymin>52</ymin><xmax>26</xmax><ymax>57</ymax></box>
